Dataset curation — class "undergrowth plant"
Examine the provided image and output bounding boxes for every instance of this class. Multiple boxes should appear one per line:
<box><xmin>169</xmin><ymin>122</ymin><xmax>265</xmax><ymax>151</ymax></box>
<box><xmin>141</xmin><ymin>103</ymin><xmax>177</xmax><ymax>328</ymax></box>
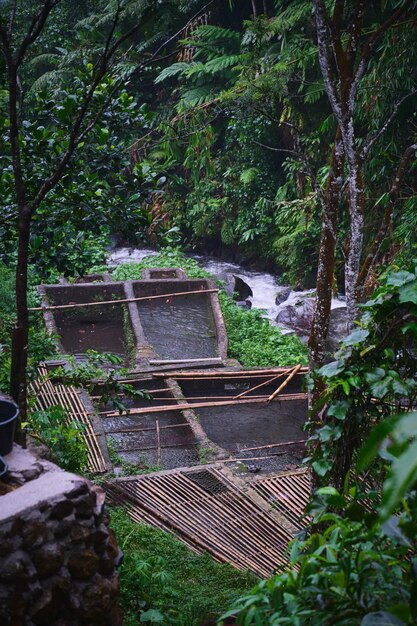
<box><xmin>110</xmin><ymin>508</ymin><xmax>257</xmax><ymax>626</ymax></box>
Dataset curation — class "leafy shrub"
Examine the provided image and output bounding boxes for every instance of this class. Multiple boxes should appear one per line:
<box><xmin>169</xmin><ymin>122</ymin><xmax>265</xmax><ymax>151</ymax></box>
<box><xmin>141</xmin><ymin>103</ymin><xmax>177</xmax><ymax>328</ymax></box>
<box><xmin>226</xmin><ymin>266</ymin><xmax>417</xmax><ymax>626</ymax></box>
<box><xmin>112</xmin><ymin>248</ymin><xmax>210</xmax><ymax>281</ymax></box>
<box><xmin>219</xmin><ymin>293</ymin><xmax>308</xmax><ymax>367</ymax></box>
<box><xmin>25</xmin><ymin>405</ymin><xmax>88</xmax><ymax>473</ymax></box>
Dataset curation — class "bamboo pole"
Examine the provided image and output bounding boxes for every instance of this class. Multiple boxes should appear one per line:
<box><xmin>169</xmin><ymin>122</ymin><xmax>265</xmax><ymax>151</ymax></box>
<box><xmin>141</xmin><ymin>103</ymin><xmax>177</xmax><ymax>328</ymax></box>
<box><xmin>105</xmin><ymin>422</ymin><xmax>191</xmax><ymax>435</ymax></box>
<box><xmin>152</xmin><ymin>366</ymin><xmax>308</xmax><ymax>378</ymax></box>
<box><xmin>149</xmin><ymin>358</ymin><xmax>222</xmax><ymax>365</ymax></box>
<box><xmin>267</xmin><ymin>364</ymin><xmax>302</xmax><ymax>402</ymax></box>
<box><xmin>156</xmin><ymin>420</ymin><xmax>161</xmax><ymax>466</ymax></box>
<box><xmin>239</xmin><ymin>439</ymin><xmax>307</xmax><ymax>452</ymax></box>
<box><xmin>99</xmin><ymin>393</ymin><xmax>307</xmax><ymax>417</ymax></box>
<box><xmin>233</xmin><ymin>366</ymin><xmax>294</xmax><ymax>400</ymax></box>
<box><xmin>29</xmin><ymin>288</ymin><xmax>219</xmax><ymax>312</ymax></box>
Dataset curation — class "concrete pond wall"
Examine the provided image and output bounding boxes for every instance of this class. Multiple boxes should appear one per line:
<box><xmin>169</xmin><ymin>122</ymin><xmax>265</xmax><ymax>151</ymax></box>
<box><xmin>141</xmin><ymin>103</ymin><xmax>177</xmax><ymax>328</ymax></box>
<box><xmin>39</xmin><ymin>272</ymin><xmax>228</xmax><ymax>367</ymax></box>
<box><xmin>0</xmin><ymin>446</ymin><xmax>122</xmax><ymax>626</ymax></box>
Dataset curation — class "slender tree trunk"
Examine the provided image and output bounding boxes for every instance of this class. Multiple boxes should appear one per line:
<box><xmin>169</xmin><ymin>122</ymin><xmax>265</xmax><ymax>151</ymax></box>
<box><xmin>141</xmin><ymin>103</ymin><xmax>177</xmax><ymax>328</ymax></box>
<box><xmin>356</xmin><ymin>142</ymin><xmax>417</xmax><ymax>295</ymax></box>
<box><xmin>10</xmin><ymin>208</ymin><xmax>31</xmax><ymax>424</ymax></box>
<box><xmin>309</xmin><ymin>131</ymin><xmax>344</xmax><ymax>367</ymax></box>
<box><xmin>344</xmin><ymin>143</ymin><xmax>365</xmax><ymax>327</ymax></box>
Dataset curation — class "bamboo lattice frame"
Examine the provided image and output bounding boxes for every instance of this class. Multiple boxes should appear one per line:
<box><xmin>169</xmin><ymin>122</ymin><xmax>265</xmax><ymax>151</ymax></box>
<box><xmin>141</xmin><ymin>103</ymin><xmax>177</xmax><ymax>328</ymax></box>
<box><xmin>253</xmin><ymin>469</ymin><xmax>311</xmax><ymax>530</ymax></box>
<box><xmin>104</xmin><ymin>467</ymin><xmax>310</xmax><ymax>578</ymax></box>
<box><xmin>29</xmin><ymin>364</ymin><xmax>108</xmax><ymax>473</ymax></box>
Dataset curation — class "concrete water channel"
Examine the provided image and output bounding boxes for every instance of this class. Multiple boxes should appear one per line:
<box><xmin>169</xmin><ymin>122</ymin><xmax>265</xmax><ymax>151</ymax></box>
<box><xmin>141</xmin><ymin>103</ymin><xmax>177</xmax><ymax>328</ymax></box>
<box><xmin>34</xmin><ymin>268</ymin><xmax>310</xmax><ymax>574</ymax></box>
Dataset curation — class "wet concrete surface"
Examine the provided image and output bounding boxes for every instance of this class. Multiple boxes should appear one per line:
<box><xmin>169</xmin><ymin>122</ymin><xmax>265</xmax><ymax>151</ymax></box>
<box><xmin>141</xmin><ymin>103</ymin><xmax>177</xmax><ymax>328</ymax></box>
<box><xmin>54</xmin><ymin>306</ymin><xmax>128</xmax><ymax>360</ymax></box>
<box><xmin>134</xmin><ymin>294</ymin><xmax>218</xmax><ymax>360</ymax></box>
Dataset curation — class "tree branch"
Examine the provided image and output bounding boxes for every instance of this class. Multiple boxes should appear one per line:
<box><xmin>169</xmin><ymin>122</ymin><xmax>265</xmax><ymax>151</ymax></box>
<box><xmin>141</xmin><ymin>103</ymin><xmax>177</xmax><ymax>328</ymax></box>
<box><xmin>357</xmin><ymin>141</ymin><xmax>417</xmax><ymax>292</ymax></box>
<box><xmin>15</xmin><ymin>0</ymin><xmax>61</xmax><ymax>68</ymax></box>
<box><xmin>361</xmin><ymin>88</ymin><xmax>417</xmax><ymax>160</ymax></box>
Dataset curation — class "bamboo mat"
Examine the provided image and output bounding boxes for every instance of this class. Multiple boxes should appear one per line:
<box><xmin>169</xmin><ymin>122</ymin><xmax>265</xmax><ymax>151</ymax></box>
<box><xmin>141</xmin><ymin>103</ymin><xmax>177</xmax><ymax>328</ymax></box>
<box><xmin>104</xmin><ymin>466</ymin><xmax>301</xmax><ymax>578</ymax></box>
<box><xmin>29</xmin><ymin>364</ymin><xmax>108</xmax><ymax>473</ymax></box>
<box><xmin>252</xmin><ymin>469</ymin><xmax>311</xmax><ymax>530</ymax></box>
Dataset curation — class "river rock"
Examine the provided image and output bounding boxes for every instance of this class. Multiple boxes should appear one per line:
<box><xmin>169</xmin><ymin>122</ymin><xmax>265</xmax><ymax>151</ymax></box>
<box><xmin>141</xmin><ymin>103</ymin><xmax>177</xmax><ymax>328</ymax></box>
<box><xmin>327</xmin><ymin>305</ymin><xmax>349</xmax><ymax>351</ymax></box>
<box><xmin>276</xmin><ymin>297</ymin><xmax>348</xmax><ymax>352</ymax></box>
<box><xmin>276</xmin><ymin>298</ymin><xmax>315</xmax><ymax>334</ymax></box>
<box><xmin>275</xmin><ymin>286</ymin><xmax>291</xmax><ymax>305</ymax></box>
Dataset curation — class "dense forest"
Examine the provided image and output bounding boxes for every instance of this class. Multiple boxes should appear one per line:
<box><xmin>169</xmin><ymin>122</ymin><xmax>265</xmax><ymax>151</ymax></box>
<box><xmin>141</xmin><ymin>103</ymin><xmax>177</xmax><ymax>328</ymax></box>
<box><xmin>1</xmin><ymin>1</ymin><xmax>417</xmax><ymax>625</ymax></box>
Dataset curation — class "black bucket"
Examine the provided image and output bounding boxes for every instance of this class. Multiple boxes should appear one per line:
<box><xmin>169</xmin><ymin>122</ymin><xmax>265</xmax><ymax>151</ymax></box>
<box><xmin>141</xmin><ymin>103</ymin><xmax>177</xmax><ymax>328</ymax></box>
<box><xmin>0</xmin><ymin>399</ymin><xmax>19</xmax><ymax>456</ymax></box>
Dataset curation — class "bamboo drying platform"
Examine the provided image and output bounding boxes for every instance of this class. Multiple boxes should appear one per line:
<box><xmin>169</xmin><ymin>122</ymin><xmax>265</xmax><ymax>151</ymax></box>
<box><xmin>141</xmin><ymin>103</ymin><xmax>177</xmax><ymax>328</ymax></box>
<box><xmin>252</xmin><ymin>469</ymin><xmax>311</xmax><ymax>530</ymax></box>
<box><xmin>104</xmin><ymin>466</ymin><xmax>303</xmax><ymax>578</ymax></box>
<box><xmin>29</xmin><ymin>364</ymin><xmax>108</xmax><ymax>473</ymax></box>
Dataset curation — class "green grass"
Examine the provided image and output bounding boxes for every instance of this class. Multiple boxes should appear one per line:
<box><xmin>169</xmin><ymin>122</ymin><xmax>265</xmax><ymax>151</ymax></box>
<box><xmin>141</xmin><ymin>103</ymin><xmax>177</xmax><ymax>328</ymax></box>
<box><xmin>112</xmin><ymin>248</ymin><xmax>308</xmax><ymax>368</ymax></box>
<box><xmin>110</xmin><ymin>508</ymin><xmax>258</xmax><ymax>626</ymax></box>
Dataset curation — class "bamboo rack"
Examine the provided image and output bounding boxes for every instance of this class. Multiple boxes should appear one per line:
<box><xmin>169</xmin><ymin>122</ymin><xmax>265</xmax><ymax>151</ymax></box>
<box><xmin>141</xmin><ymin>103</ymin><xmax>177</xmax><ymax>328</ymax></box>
<box><xmin>253</xmin><ymin>469</ymin><xmax>311</xmax><ymax>530</ymax></box>
<box><xmin>29</xmin><ymin>288</ymin><xmax>219</xmax><ymax>312</ymax></box>
<box><xmin>103</xmin><ymin>466</ymin><xmax>298</xmax><ymax>577</ymax></box>
<box><xmin>152</xmin><ymin>366</ymin><xmax>308</xmax><ymax>379</ymax></box>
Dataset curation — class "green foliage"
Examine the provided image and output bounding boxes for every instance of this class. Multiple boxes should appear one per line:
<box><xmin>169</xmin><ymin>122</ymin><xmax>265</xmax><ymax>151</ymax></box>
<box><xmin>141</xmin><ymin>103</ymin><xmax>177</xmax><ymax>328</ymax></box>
<box><xmin>25</xmin><ymin>405</ymin><xmax>88</xmax><ymax>473</ymax></box>
<box><xmin>223</xmin><ymin>508</ymin><xmax>416</xmax><ymax>625</ymax></box>
<box><xmin>112</xmin><ymin>248</ymin><xmax>211</xmax><ymax>281</ymax></box>
<box><xmin>0</xmin><ymin>263</ymin><xmax>56</xmax><ymax>392</ymax></box>
<box><xmin>110</xmin><ymin>508</ymin><xmax>257</xmax><ymax>626</ymax></box>
<box><xmin>307</xmin><ymin>264</ymin><xmax>417</xmax><ymax>487</ymax></box>
<box><xmin>219</xmin><ymin>293</ymin><xmax>307</xmax><ymax>367</ymax></box>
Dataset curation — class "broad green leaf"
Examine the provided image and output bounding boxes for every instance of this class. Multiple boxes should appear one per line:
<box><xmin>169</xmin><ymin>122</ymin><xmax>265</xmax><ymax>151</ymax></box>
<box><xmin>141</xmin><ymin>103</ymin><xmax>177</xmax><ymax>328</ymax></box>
<box><xmin>361</xmin><ymin>611</ymin><xmax>405</xmax><ymax>625</ymax></box>
<box><xmin>370</xmin><ymin>378</ymin><xmax>391</xmax><ymax>398</ymax></box>
<box><xmin>357</xmin><ymin>415</ymin><xmax>399</xmax><ymax>471</ymax></box>
<box><xmin>399</xmin><ymin>281</ymin><xmax>417</xmax><ymax>304</ymax></box>
<box><xmin>380</xmin><ymin>438</ymin><xmax>417</xmax><ymax>520</ymax></box>
<box><xmin>343</xmin><ymin>329</ymin><xmax>369</xmax><ymax>346</ymax></box>
<box><xmin>327</xmin><ymin>400</ymin><xmax>349</xmax><ymax>420</ymax></box>
<box><xmin>312</xmin><ymin>459</ymin><xmax>332</xmax><ymax>477</ymax></box>
<box><xmin>386</xmin><ymin>271</ymin><xmax>415</xmax><ymax>287</ymax></box>
<box><xmin>140</xmin><ymin>608</ymin><xmax>165</xmax><ymax>623</ymax></box>
<box><xmin>318</xmin><ymin>360</ymin><xmax>344</xmax><ymax>378</ymax></box>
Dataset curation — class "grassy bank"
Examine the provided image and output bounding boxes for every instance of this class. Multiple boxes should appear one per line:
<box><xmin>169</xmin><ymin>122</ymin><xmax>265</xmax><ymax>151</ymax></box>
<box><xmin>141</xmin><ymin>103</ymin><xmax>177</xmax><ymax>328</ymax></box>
<box><xmin>110</xmin><ymin>508</ymin><xmax>257</xmax><ymax>626</ymax></box>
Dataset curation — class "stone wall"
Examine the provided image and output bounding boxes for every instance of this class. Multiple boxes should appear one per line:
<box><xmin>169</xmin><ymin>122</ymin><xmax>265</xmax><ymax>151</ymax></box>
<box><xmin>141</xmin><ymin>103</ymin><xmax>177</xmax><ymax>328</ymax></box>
<box><xmin>0</xmin><ymin>446</ymin><xmax>122</xmax><ymax>626</ymax></box>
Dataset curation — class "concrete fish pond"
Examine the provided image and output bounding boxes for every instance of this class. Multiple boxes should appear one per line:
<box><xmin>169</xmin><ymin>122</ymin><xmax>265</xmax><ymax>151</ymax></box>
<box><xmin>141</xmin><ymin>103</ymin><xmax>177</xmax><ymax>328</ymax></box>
<box><xmin>27</xmin><ymin>268</ymin><xmax>311</xmax><ymax>575</ymax></box>
<box><xmin>36</xmin><ymin>271</ymin><xmax>227</xmax><ymax>367</ymax></box>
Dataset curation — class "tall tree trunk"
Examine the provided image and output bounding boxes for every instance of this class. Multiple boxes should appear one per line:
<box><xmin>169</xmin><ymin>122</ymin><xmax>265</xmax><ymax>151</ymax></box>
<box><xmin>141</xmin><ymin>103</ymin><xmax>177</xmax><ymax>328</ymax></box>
<box><xmin>309</xmin><ymin>131</ymin><xmax>344</xmax><ymax>367</ymax></box>
<box><xmin>10</xmin><ymin>208</ymin><xmax>31</xmax><ymax>425</ymax></box>
<box><xmin>344</xmin><ymin>145</ymin><xmax>365</xmax><ymax>327</ymax></box>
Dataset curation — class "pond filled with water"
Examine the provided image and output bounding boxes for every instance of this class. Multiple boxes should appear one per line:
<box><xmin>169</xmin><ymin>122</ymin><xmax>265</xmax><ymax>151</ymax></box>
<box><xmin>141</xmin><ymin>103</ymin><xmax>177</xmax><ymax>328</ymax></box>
<box><xmin>135</xmin><ymin>293</ymin><xmax>218</xmax><ymax>360</ymax></box>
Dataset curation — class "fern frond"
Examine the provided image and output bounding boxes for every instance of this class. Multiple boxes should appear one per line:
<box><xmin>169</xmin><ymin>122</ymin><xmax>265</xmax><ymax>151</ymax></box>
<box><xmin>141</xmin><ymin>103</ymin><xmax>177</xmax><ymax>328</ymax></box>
<box><xmin>192</xmin><ymin>25</ymin><xmax>240</xmax><ymax>46</ymax></box>
<box><xmin>29</xmin><ymin>53</ymin><xmax>61</xmax><ymax>68</ymax></box>
<box><xmin>180</xmin><ymin>86</ymin><xmax>213</xmax><ymax>108</ymax></box>
<box><xmin>240</xmin><ymin>167</ymin><xmax>259</xmax><ymax>185</ymax></box>
<box><xmin>304</xmin><ymin>81</ymin><xmax>325</xmax><ymax>104</ymax></box>
<box><xmin>155</xmin><ymin>62</ymin><xmax>194</xmax><ymax>84</ymax></box>
<box><xmin>28</xmin><ymin>70</ymin><xmax>70</xmax><ymax>94</ymax></box>
<box><xmin>204</xmin><ymin>54</ymin><xmax>247</xmax><ymax>74</ymax></box>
